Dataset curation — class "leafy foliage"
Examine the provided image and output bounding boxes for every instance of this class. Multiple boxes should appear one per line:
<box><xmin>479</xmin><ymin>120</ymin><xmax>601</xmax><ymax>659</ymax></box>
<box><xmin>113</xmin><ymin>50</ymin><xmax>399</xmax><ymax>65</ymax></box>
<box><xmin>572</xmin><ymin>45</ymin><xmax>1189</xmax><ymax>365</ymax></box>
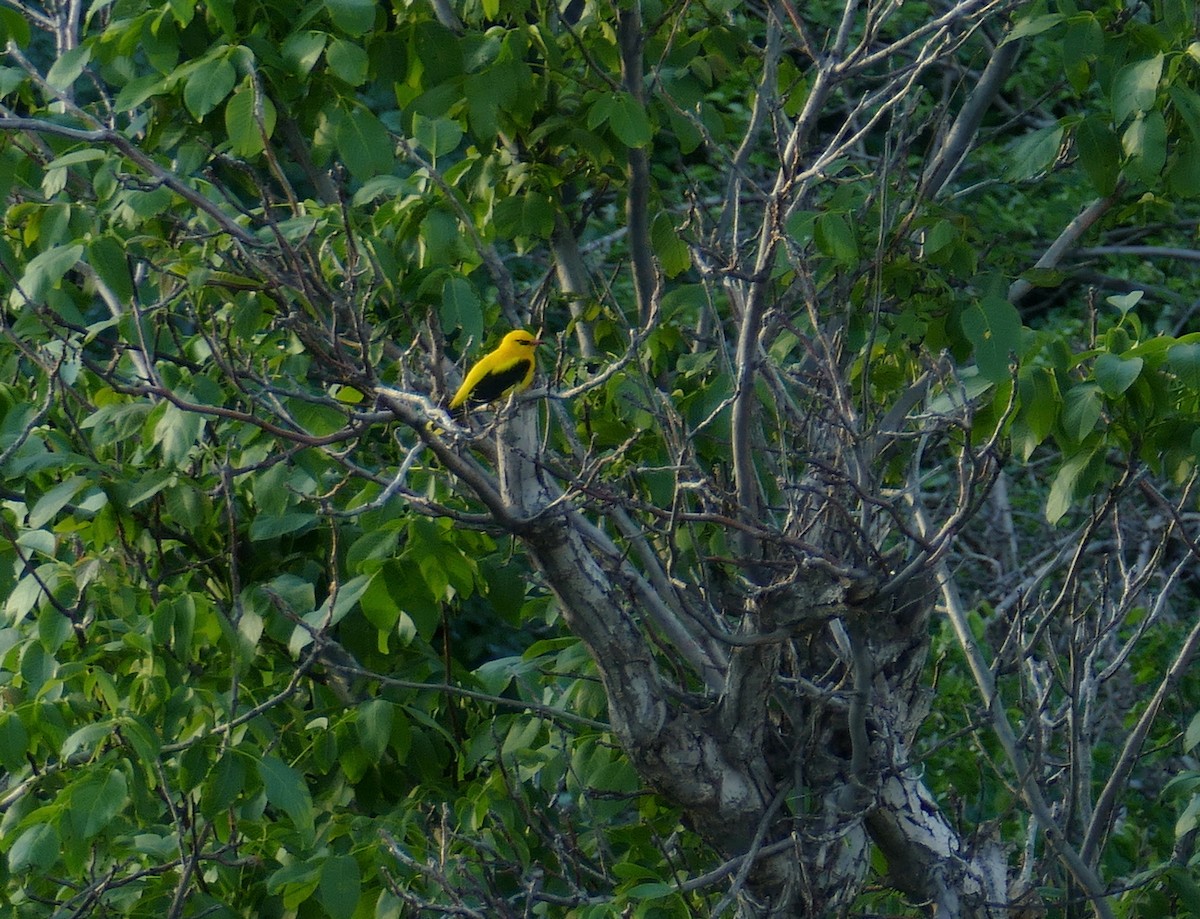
<box><xmin>2</xmin><ymin>0</ymin><xmax>1200</xmax><ymax>916</ymax></box>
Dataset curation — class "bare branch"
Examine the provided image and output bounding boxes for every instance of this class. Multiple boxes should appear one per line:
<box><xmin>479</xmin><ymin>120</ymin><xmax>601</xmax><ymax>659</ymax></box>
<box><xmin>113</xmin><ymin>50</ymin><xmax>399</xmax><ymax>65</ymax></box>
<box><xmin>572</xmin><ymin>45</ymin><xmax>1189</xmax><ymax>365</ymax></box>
<box><xmin>1009</xmin><ymin>191</ymin><xmax>1123</xmax><ymax>303</ymax></box>
<box><xmin>618</xmin><ymin>3</ymin><xmax>657</xmax><ymax>329</ymax></box>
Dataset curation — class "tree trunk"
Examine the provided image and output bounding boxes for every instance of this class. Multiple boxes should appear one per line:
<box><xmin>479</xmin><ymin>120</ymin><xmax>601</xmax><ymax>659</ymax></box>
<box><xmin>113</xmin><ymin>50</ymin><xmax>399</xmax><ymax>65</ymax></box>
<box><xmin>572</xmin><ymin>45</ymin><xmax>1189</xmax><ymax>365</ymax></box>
<box><xmin>486</xmin><ymin>406</ymin><xmax>1009</xmax><ymax>914</ymax></box>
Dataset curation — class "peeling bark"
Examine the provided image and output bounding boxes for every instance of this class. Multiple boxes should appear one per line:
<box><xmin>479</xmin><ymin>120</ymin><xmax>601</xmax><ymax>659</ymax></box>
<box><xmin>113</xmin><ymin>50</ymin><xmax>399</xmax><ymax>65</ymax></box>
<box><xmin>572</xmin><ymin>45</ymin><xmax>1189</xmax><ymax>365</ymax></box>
<box><xmin>483</xmin><ymin>400</ymin><xmax>1001</xmax><ymax>915</ymax></box>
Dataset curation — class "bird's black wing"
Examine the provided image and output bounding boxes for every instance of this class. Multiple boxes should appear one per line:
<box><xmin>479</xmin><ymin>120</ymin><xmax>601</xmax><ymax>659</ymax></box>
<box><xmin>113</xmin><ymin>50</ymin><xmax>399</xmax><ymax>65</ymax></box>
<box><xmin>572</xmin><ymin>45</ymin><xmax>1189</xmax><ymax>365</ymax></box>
<box><xmin>467</xmin><ymin>358</ymin><xmax>532</xmax><ymax>404</ymax></box>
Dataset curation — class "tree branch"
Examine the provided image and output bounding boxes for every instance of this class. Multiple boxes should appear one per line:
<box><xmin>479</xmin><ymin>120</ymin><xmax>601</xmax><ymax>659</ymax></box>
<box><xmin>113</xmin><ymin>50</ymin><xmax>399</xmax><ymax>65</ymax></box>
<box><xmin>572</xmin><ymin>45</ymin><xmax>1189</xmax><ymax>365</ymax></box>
<box><xmin>919</xmin><ymin>38</ymin><xmax>1021</xmax><ymax>200</ymax></box>
<box><xmin>1009</xmin><ymin>191</ymin><xmax>1122</xmax><ymax>303</ymax></box>
<box><xmin>618</xmin><ymin>3</ymin><xmax>657</xmax><ymax>329</ymax></box>
<box><xmin>915</xmin><ymin>500</ymin><xmax>1117</xmax><ymax>919</ymax></box>
<box><xmin>0</xmin><ymin>116</ymin><xmax>261</xmax><ymax>247</ymax></box>
<box><xmin>1080</xmin><ymin>482</ymin><xmax>1200</xmax><ymax>864</ymax></box>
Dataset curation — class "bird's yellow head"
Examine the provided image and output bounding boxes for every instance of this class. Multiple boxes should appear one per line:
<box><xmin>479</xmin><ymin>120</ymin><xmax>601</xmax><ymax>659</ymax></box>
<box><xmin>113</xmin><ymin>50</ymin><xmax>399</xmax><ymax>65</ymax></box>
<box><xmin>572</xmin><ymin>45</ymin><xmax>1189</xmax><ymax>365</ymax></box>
<box><xmin>501</xmin><ymin>330</ymin><xmax>542</xmax><ymax>353</ymax></box>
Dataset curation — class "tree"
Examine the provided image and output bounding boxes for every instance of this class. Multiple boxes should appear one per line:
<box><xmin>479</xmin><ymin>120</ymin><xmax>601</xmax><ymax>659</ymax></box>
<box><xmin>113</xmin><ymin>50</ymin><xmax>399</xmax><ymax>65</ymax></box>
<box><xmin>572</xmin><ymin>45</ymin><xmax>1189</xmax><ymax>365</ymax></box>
<box><xmin>2</xmin><ymin>0</ymin><xmax>1200</xmax><ymax>916</ymax></box>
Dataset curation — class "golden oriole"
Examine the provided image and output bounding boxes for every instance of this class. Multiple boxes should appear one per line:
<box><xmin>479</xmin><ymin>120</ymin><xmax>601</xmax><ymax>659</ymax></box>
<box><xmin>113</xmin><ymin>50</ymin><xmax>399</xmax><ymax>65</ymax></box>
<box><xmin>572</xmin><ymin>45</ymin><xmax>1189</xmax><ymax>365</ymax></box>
<box><xmin>448</xmin><ymin>329</ymin><xmax>542</xmax><ymax>414</ymax></box>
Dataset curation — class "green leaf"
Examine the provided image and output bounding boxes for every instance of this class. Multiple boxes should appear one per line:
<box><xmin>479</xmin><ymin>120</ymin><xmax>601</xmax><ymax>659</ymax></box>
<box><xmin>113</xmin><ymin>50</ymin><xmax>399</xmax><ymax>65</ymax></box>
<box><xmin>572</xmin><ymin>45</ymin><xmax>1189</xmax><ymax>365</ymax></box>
<box><xmin>1176</xmin><ymin>795</ymin><xmax>1200</xmax><ymax>839</ymax></box>
<box><xmin>492</xmin><ymin>193</ymin><xmax>555</xmax><ymax>241</ymax></box>
<box><xmin>586</xmin><ymin>93</ymin><xmax>613</xmax><ymax>131</ymax></box>
<box><xmin>326</xmin><ymin>38</ymin><xmax>369</xmax><ymax>85</ymax></box>
<box><xmin>1167</xmin><ymin>865</ymin><xmax>1200</xmax><ymax>915</ymax></box>
<box><xmin>413</xmin><ymin>113</ymin><xmax>463</xmax><ymax>159</ymax></box>
<box><xmin>441</xmin><ymin>276</ymin><xmax>484</xmax><ymax>347</ymax></box>
<box><xmin>330</xmin><ymin>105</ymin><xmax>393</xmax><ymax>181</ymax></box>
<box><xmin>46</xmin><ymin>148</ymin><xmax>105</xmax><ymax>174</ymax></box>
<box><xmin>373</xmin><ymin>558</ymin><xmax>439</xmax><ymax>640</ymax></box>
<box><xmin>999</xmin><ymin>13</ymin><xmax>1064</xmax><ymax>46</ymax></box>
<box><xmin>925</xmin><ymin>366</ymin><xmax>995</xmax><ymax>415</ymax></box>
<box><xmin>1161</xmin><ymin>0</ymin><xmax>1193</xmax><ymax>39</ymax></box>
<box><xmin>1063</xmin><ymin>383</ymin><xmax>1104</xmax><ymax>441</ymax></box>
<box><xmin>651</xmin><ymin>212</ymin><xmax>691</xmax><ymax>278</ymax></box>
<box><xmin>1169</xmin><ymin>342</ymin><xmax>1200</xmax><ymax>390</ymax></box>
<box><xmin>117</xmin><ymin>715</ymin><xmax>162</xmax><ymax>767</ymax></box>
<box><xmin>0</xmin><ymin>711</ymin><xmax>29</xmax><ymax>773</ymax></box>
<box><xmin>356</xmin><ymin>698</ymin><xmax>393</xmax><ymax>763</ymax></box>
<box><xmin>355</xmin><ymin>175</ymin><xmax>408</xmax><ymax>206</ymax></box>
<box><xmin>282</xmin><ymin>30</ymin><xmax>327</xmax><ymax>76</ymax></box>
<box><xmin>225</xmin><ymin>83</ymin><xmax>278</xmax><ymax>157</ymax></box>
<box><xmin>1112</xmin><ymin>54</ymin><xmax>1163</xmax><ymax>125</ymax></box>
<box><xmin>961</xmin><ymin>297</ymin><xmax>1022</xmax><ymax>383</ymax></box>
<box><xmin>61</xmin><ymin>722</ymin><xmax>115</xmax><ymax>760</ymax></box>
<box><xmin>203</xmin><ymin>752</ymin><xmax>246</xmax><ymax>815</ymax></box>
<box><xmin>262</xmin><ymin>575</ymin><xmax>316</xmax><ymax>619</ymax></box>
<box><xmin>249</xmin><ymin>512</ymin><xmax>315</xmax><ymax>540</ymax></box>
<box><xmin>268</xmin><ymin>861</ymin><xmax>321</xmax><ymax>907</ymax></box>
<box><xmin>625</xmin><ymin>882</ymin><xmax>675</xmax><ymax>899</ymax></box>
<box><xmin>412</xmin><ymin>20</ymin><xmax>462</xmax><ymax>85</ymax></box>
<box><xmin>287</xmin><ymin>571</ymin><xmax>372</xmax><ymax>653</ymax></box>
<box><xmin>125</xmin><ymin>467</ymin><xmax>174</xmax><ymax>507</ymax></box>
<box><xmin>70</xmin><ymin>770</ymin><xmax>128</xmax><ymax>839</ymax></box>
<box><xmin>130</xmin><ymin>833</ymin><xmax>176</xmax><ymax>860</ymax></box>
<box><xmin>419</xmin><ymin>208</ymin><xmax>465</xmax><ymax>265</ymax></box>
<box><xmin>590</xmin><ymin>92</ymin><xmax>652</xmax><ymax>147</ymax></box>
<box><xmin>1169</xmin><ymin>140</ymin><xmax>1200</xmax><ymax>198</ymax></box>
<box><xmin>114</xmin><ymin>72</ymin><xmax>169</xmax><ymax>111</ymax></box>
<box><xmin>1122</xmin><ymin>110</ymin><xmax>1166</xmax><ymax>182</ymax></box>
<box><xmin>15</xmin><ymin>244</ymin><xmax>84</xmax><ymax>306</ymax></box>
<box><xmin>29</xmin><ymin>475</ymin><xmax>87</xmax><ymax>528</ymax></box>
<box><xmin>475</xmin><ymin>655</ymin><xmax>526</xmax><ymax>695</ymax></box>
<box><xmin>1185</xmin><ymin>711</ymin><xmax>1200</xmax><ymax>753</ymax></box>
<box><xmin>153</xmin><ymin>402</ymin><xmax>205</xmax><ymax>466</ymax></box>
<box><xmin>608</xmin><ymin>93</ymin><xmax>653</xmax><ymax>147</ymax></box>
<box><xmin>289</xmin><ymin>398</ymin><xmax>347</xmax><ymax>436</ymax></box>
<box><xmin>465</xmin><ymin>70</ymin><xmax>503</xmax><ymax>140</ymax></box>
<box><xmin>814</xmin><ymin>213</ymin><xmax>859</xmax><ymax>264</ymax></box>
<box><xmin>184</xmin><ymin>54</ymin><xmax>236</xmax><ymax>119</ymax></box>
<box><xmin>254</xmin><ymin>463</ymin><xmax>294</xmax><ymax>516</ymax></box>
<box><xmin>258</xmin><ymin>756</ymin><xmax>315</xmax><ymax>844</ymax></box>
<box><xmin>164</xmin><ymin>480</ymin><xmax>208</xmax><ymax>529</ymax></box>
<box><xmin>1094</xmin><ymin>353</ymin><xmax>1143</xmax><ymax>397</ymax></box>
<box><xmin>19</xmin><ymin>640</ymin><xmax>54</xmax><ymax>690</ymax></box>
<box><xmin>1170</xmin><ymin>84</ymin><xmax>1200</xmax><ymax>143</ymax></box>
<box><xmin>502</xmin><ymin>716</ymin><xmax>544</xmax><ymax>757</ymax></box>
<box><xmin>1046</xmin><ymin>448</ymin><xmax>1095</xmax><ymax>524</ymax></box>
<box><xmin>46</xmin><ymin>45</ymin><xmax>91</xmax><ymax>91</ymax></box>
<box><xmin>87</xmin><ymin>235</ymin><xmax>134</xmax><ymax>305</ymax></box>
<box><xmin>464</xmin><ymin>60</ymin><xmax>528</xmax><ymax>140</ymax></box>
<box><xmin>1007</xmin><ymin>124</ymin><xmax>1063</xmax><ymax>181</ymax></box>
<box><xmin>0</xmin><ymin>5</ymin><xmax>31</xmax><ymax>46</ymax></box>
<box><xmin>359</xmin><ymin>569</ymin><xmax>402</xmax><ymax>637</ymax></box>
<box><xmin>1062</xmin><ymin>15</ymin><xmax>1102</xmax><ymax>93</ymax></box>
<box><xmin>1075</xmin><ymin>116</ymin><xmax>1121</xmax><ymax>196</ymax></box>
<box><xmin>328</xmin><ymin>574</ymin><xmax>373</xmax><ymax>623</ymax></box>
<box><xmin>38</xmin><ymin>603</ymin><xmax>73</xmax><ymax>652</ymax></box>
<box><xmin>8</xmin><ymin>822</ymin><xmax>61</xmax><ymax>873</ymax></box>
<box><xmin>318</xmin><ymin>855</ymin><xmax>362</xmax><ymax>919</ymax></box>
<box><xmin>7</xmin><ymin>572</ymin><xmax>47</xmax><ymax>621</ymax></box>
<box><xmin>0</xmin><ymin>68</ymin><xmax>28</xmax><ymax>105</ymax></box>
<box><xmin>1107</xmin><ymin>290</ymin><xmax>1144</xmax><ymax>316</ymax></box>
<box><xmin>324</xmin><ymin>0</ymin><xmax>376</xmax><ymax>35</ymax></box>
<box><xmin>166</xmin><ymin>0</ymin><xmax>196</xmax><ymax>26</ymax></box>
<box><xmin>923</xmin><ymin>219</ymin><xmax>957</xmax><ymax>255</ymax></box>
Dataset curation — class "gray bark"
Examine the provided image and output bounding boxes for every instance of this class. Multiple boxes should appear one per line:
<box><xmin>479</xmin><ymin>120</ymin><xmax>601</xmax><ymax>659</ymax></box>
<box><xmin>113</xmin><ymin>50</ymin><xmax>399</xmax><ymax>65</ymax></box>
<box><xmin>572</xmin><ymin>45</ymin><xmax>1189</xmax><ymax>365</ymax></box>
<box><xmin>460</xmin><ymin>402</ymin><xmax>1008</xmax><ymax>916</ymax></box>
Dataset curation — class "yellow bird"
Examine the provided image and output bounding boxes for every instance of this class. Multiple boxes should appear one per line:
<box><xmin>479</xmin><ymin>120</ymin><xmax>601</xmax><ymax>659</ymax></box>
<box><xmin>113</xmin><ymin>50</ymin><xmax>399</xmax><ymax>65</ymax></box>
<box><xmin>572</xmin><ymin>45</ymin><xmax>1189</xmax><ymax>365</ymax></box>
<box><xmin>448</xmin><ymin>329</ymin><xmax>542</xmax><ymax>414</ymax></box>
